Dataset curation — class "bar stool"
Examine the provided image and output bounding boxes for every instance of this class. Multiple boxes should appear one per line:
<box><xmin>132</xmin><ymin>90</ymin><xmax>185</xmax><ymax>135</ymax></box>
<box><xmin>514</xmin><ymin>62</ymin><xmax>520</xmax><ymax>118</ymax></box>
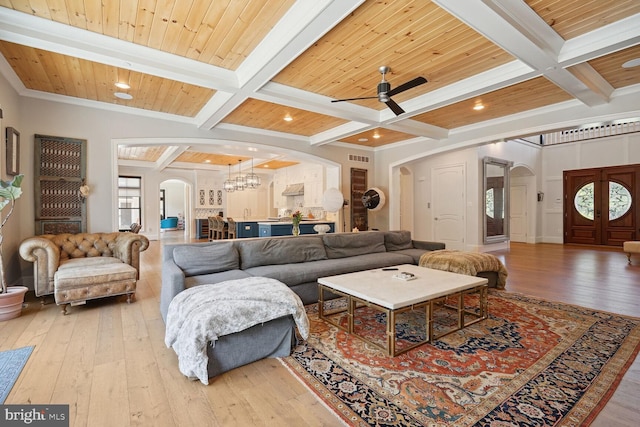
<box><xmin>227</xmin><ymin>217</ymin><xmax>237</xmax><ymax>239</ymax></box>
<box><xmin>216</xmin><ymin>216</ymin><xmax>228</xmax><ymax>239</ymax></box>
<box><xmin>207</xmin><ymin>216</ymin><xmax>218</xmax><ymax>240</ymax></box>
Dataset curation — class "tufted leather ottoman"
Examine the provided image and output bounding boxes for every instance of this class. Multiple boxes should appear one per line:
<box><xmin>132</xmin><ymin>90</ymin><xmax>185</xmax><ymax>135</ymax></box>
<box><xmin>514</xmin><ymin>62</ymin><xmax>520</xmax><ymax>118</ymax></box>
<box><xmin>54</xmin><ymin>262</ymin><xmax>137</xmax><ymax>314</ymax></box>
<box><xmin>623</xmin><ymin>241</ymin><xmax>640</xmax><ymax>265</ymax></box>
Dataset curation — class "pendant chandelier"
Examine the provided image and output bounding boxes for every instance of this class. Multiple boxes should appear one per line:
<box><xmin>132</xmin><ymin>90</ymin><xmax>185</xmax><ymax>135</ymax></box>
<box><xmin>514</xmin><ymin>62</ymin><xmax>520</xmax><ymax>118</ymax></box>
<box><xmin>234</xmin><ymin>159</ymin><xmax>246</xmax><ymax>191</ymax></box>
<box><xmin>245</xmin><ymin>158</ymin><xmax>261</xmax><ymax>189</ymax></box>
<box><xmin>223</xmin><ymin>163</ymin><xmax>235</xmax><ymax>192</ymax></box>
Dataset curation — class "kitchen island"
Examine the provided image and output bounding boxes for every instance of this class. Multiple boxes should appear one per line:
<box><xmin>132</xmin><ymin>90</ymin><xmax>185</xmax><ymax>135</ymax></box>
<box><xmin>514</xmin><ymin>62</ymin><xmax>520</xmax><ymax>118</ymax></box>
<box><xmin>258</xmin><ymin>220</ymin><xmax>335</xmax><ymax>237</ymax></box>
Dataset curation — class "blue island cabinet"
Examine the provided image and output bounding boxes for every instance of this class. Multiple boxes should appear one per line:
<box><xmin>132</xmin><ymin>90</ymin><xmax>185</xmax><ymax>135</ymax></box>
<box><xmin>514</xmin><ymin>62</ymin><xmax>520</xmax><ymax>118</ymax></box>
<box><xmin>236</xmin><ymin>221</ymin><xmax>259</xmax><ymax>238</ymax></box>
<box><xmin>258</xmin><ymin>222</ymin><xmax>335</xmax><ymax>237</ymax></box>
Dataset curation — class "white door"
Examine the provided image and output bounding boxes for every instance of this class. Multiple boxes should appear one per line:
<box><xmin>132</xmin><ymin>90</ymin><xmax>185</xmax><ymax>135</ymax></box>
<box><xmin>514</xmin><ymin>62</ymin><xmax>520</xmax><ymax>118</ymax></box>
<box><xmin>432</xmin><ymin>164</ymin><xmax>465</xmax><ymax>250</ymax></box>
<box><xmin>510</xmin><ymin>184</ymin><xmax>527</xmax><ymax>242</ymax></box>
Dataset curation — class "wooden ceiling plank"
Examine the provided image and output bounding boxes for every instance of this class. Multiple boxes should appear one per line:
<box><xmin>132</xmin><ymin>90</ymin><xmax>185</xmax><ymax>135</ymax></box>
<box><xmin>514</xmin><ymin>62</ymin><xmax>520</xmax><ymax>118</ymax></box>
<box><xmin>83</xmin><ymin>0</ymin><xmax>103</xmax><ymax>34</ymax></box>
<box><xmin>25</xmin><ymin>46</ymin><xmax>57</xmax><ymax>92</ymax></box>
<box><xmin>28</xmin><ymin>46</ymin><xmax>57</xmax><ymax>93</ymax></box>
<box><xmin>173</xmin><ymin>0</ymin><xmax>211</xmax><ymax>58</ymax></box>
<box><xmin>184</xmin><ymin>0</ymin><xmax>230</xmax><ymax>61</ymax></box>
<box><xmin>198</xmin><ymin>0</ymin><xmax>247</xmax><ymax>66</ymax></box>
<box><xmin>526</xmin><ymin>0</ymin><xmax>640</xmax><ymax>40</ymax></box>
<box><xmin>118</xmin><ymin>0</ymin><xmax>139</xmax><ymax>42</ymax></box>
<box><xmin>65</xmin><ymin>0</ymin><xmax>88</xmax><ymax>28</ymax></box>
<box><xmin>133</xmin><ymin>0</ymin><xmax>157</xmax><ymax>45</ymax></box>
<box><xmin>160</xmin><ymin>0</ymin><xmax>195</xmax><ymax>55</ymax></box>
<box><xmin>147</xmin><ymin>0</ymin><xmax>175</xmax><ymax>51</ymax></box>
<box><xmin>150</xmin><ymin>77</ymin><xmax>175</xmax><ymax>112</ymax></box>
<box><xmin>40</xmin><ymin>0</ymin><xmax>64</xmax><ymax>22</ymax></box>
<box><xmin>88</xmin><ymin>61</ymin><xmax>108</xmax><ymax>102</ymax></box>
<box><xmin>20</xmin><ymin>0</ymin><xmax>44</xmax><ymax>21</ymax></box>
<box><xmin>101</xmin><ymin>0</ymin><xmax>120</xmax><ymax>38</ymax></box>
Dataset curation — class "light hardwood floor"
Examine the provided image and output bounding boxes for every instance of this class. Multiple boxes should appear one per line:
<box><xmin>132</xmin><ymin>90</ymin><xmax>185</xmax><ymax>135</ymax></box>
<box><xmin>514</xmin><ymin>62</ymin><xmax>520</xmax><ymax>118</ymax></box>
<box><xmin>2</xmin><ymin>233</ymin><xmax>638</xmax><ymax>426</ymax></box>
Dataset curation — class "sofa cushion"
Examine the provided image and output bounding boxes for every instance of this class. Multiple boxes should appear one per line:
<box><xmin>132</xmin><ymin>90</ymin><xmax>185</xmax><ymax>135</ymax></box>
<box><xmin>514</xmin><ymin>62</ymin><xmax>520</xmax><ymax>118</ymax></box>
<box><xmin>245</xmin><ymin>252</ymin><xmax>414</xmax><ymax>286</ymax></box>
<box><xmin>322</xmin><ymin>232</ymin><xmax>386</xmax><ymax>259</ymax></box>
<box><xmin>173</xmin><ymin>242</ymin><xmax>239</xmax><ymax>276</ymax></box>
<box><xmin>184</xmin><ymin>269</ymin><xmax>252</xmax><ymax>288</ymax></box>
<box><xmin>238</xmin><ymin>236</ymin><xmax>327</xmax><ymax>269</ymax></box>
<box><xmin>391</xmin><ymin>248</ymin><xmax>431</xmax><ymax>264</ymax></box>
<box><xmin>383</xmin><ymin>230</ymin><xmax>414</xmax><ymax>251</ymax></box>
<box><xmin>58</xmin><ymin>256</ymin><xmax>123</xmax><ymax>270</ymax></box>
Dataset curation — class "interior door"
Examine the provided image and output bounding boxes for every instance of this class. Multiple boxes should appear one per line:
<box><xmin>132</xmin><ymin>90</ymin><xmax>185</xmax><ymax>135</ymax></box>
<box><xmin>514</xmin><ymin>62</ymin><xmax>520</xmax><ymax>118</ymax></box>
<box><xmin>432</xmin><ymin>164</ymin><xmax>465</xmax><ymax>250</ymax></box>
<box><xmin>564</xmin><ymin>164</ymin><xmax>638</xmax><ymax>246</ymax></box>
<box><xmin>350</xmin><ymin>168</ymin><xmax>368</xmax><ymax>231</ymax></box>
<box><xmin>510</xmin><ymin>184</ymin><xmax>527</xmax><ymax>242</ymax></box>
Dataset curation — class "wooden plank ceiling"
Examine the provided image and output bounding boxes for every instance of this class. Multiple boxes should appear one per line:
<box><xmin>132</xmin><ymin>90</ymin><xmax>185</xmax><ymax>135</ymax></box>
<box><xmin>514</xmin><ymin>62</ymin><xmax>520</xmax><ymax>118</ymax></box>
<box><xmin>0</xmin><ymin>0</ymin><xmax>639</xmax><ymax>170</ymax></box>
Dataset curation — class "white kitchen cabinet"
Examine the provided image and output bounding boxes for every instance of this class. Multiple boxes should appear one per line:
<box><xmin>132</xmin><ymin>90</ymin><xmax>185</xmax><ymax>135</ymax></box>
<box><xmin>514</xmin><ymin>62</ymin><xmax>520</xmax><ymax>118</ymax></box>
<box><xmin>304</xmin><ymin>164</ymin><xmax>325</xmax><ymax>207</ymax></box>
<box><xmin>273</xmin><ymin>170</ymin><xmax>287</xmax><ymax>209</ymax></box>
<box><xmin>227</xmin><ymin>187</ymin><xmax>268</xmax><ymax>219</ymax></box>
<box><xmin>196</xmin><ymin>176</ymin><xmax>224</xmax><ymax>208</ymax></box>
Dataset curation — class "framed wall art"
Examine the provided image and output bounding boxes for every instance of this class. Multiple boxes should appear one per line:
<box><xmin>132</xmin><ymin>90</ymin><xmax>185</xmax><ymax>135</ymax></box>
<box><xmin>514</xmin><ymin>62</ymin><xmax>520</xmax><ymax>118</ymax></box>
<box><xmin>6</xmin><ymin>127</ymin><xmax>20</xmax><ymax>175</ymax></box>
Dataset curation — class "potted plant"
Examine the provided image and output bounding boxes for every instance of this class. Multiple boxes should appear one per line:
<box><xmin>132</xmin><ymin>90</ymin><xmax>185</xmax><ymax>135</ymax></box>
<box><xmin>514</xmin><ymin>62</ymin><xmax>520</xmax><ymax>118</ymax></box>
<box><xmin>0</xmin><ymin>174</ymin><xmax>28</xmax><ymax>321</ymax></box>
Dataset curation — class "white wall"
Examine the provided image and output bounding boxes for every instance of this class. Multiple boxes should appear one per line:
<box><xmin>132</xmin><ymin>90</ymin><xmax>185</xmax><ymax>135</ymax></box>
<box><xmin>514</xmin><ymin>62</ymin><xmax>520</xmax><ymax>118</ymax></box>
<box><xmin>160</xmin><ymin>180</ymin><xmax>187</xmax><ymax>218</ymax></box>
<box><xmin>0</xmin><ymin>71</ymin><xmax>24</xmax><ymax>286</ymax></box>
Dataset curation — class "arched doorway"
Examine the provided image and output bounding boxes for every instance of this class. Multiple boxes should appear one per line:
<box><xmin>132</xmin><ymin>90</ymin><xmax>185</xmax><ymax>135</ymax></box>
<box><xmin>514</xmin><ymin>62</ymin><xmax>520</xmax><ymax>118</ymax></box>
<box><xmin>160</xmin><ymin>179</ymin><xmax>190</xmax><ymax>239</ymax></box>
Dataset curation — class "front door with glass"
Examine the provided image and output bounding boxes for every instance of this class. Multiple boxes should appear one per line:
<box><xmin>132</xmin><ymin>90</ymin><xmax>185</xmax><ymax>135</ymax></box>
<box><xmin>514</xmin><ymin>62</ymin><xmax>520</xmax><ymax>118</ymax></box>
<box><xmin>564</xmin><ymin>164</ymin><xmax>638</xmax><ymax>246</ymax></box>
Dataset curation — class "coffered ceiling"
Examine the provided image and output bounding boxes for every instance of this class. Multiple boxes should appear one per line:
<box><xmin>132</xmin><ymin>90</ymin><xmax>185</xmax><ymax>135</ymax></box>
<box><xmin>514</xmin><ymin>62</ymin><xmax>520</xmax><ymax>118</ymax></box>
<box><xmin>0</xmin><ymin>0</ymin><xmax>639</xmax><ymax>171</ymax></box>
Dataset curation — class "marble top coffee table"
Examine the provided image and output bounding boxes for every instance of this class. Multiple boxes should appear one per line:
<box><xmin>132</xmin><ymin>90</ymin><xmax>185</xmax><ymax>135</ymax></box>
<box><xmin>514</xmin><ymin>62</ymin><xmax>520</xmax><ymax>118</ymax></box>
<box><xmin>318</xmin><ymin>264</ymin><xmax>488</xmax><ymax>356</ymax></box>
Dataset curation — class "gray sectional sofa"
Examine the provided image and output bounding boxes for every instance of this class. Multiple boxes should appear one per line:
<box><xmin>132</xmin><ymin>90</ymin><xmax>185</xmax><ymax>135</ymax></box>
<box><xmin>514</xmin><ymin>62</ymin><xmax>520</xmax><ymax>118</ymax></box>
<box><xmin>160</xmin><ymin>230</ymin><xmax>445</xmax><ymax>321</ymax></box>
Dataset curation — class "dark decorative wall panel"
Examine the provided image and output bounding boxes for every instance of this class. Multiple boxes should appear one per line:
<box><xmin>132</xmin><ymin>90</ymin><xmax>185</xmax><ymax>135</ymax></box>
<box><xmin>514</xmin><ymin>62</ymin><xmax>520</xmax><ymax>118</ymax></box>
<box><xmin>35</xmin><ymin>134</ymin><xmax>87</xmax><ymax>234</ymax></box>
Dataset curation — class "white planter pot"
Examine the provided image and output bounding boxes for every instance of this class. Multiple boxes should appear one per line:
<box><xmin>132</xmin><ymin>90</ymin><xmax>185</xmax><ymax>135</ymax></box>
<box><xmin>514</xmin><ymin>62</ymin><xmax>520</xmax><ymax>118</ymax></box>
<box><xmin>0</xmin><ymin>286</ymin><xmax>28</xmax><ymax>321</ymax></box>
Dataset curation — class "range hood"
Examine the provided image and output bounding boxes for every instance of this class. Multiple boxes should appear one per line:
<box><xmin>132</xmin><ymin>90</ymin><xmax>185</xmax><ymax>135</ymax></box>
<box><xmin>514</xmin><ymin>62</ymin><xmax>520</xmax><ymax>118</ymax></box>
<box><xmin>282</xmin><ymin>183</ymin><xmax>304</xmax><ymax>196</ymax></box>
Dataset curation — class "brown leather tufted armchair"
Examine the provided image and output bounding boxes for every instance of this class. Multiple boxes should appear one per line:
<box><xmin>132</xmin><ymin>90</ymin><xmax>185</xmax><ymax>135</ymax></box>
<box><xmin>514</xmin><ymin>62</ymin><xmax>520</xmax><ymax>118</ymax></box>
<box><xmin>19</xmin><ymin>233</ymin><xmax>149</xmax><ymax>312</ymax></box>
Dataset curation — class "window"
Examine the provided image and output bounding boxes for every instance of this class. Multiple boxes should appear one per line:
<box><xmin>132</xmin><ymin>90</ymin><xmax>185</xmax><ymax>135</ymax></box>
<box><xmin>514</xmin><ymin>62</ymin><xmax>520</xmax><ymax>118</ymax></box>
<box><xmin>118</xmin><ymin>176</ymin><xmax>142</xmax><ymax>230</ymax></box>
<box><xmin>609</xmin><ymin>181</ymin><xmax>632</xmax><ymax>220</ymax></box>
<box><xmin>574</xmin><ymin>182</ymin><xmax>595</xmax><ymax>220</ymax></box>
<box><xmin>573</xmin><ymin>181</ymin><xmax>632</xmax><ymax>221</ymax></box>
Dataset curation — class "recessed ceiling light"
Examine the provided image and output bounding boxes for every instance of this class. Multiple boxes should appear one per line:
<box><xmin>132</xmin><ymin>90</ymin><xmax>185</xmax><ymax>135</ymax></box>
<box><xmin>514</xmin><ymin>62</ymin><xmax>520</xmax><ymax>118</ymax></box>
<box><xmin>358</xmin><ymin>138</ymin><xmax>369</xmax><ymax>142</ymax></box>
<box><xmin>622</xmin><ymin>58</ymin><xmax>640</xmax><ymax>68</ymax></box>
<box><xmin>204</xmin><ymin>159</ymin><xmax>211</xmax><ymax>163</ymax></box>
<box><xmin>115</xmin><ymin>82</ymin><xmax>130</xmax><ymax>89</ymax></box>
<box><xmin>114</xmin><ymin>92</ymin><xmax>133</xmax><ymax>100</ymax></box>
<box><xmin>284</xmin><ymin>115</ymin><xmax>293</xmax><ymax>122</ymax></box>
<box><xmin>373</xmin><ymin>133</ymin><xmax>381</xmax><ymax>139</ymax></box>
<box><xmin>473</xmin><ymin>104</ymin><xmax>485</xmax><ymax>111</ymax></box>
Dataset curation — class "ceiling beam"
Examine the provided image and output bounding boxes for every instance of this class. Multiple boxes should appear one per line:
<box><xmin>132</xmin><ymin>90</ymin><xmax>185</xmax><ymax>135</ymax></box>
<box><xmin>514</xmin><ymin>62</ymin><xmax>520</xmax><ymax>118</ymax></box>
<box><xmin>0</xmin><ymin>7</ymin><xmax>238</xmax><ymax>91</ymax></box>
<box><xmin>198</xmin><ymin>0</ymin><xmax>364</xmax><ymax>130</ymax></box>
<box><xmin>433</xmin><ymin>0</ymin><xmax>614</xmax><ymax>106</ymax></box>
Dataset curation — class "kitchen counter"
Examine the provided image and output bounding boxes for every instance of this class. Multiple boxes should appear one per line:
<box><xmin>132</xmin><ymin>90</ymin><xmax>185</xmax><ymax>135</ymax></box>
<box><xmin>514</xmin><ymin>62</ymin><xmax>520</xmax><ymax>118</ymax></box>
<box><xmin>258</xmin><ymin>221</ymin><xmax>335</xmax><ymax>237</ymax></box>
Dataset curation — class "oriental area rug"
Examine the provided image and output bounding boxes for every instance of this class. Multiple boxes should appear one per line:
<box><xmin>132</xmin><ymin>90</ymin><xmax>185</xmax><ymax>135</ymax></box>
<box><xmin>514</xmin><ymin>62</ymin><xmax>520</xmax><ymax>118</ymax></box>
<box><xmin>280</xmin><ymin>291</ymin><xmax>640</xmax><ymax>426</ymax></box>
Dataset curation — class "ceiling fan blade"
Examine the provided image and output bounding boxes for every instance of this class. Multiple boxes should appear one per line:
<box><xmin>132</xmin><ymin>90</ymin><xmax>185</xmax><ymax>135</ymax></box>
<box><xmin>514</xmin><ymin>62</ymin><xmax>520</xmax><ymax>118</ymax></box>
<box><xmin>331</xmin><ymin>96</ymin><xmax>379</xmax><ymax>103</ymax></box>
<box><xmin>387</xmin><ymin>76</ymin><xmax>427</xmax><ymax>97</ymax></box>
<box><xmin>385</xmin><ymin>99</ymin><xmax>405</xmax><ymax>116</ymax></box>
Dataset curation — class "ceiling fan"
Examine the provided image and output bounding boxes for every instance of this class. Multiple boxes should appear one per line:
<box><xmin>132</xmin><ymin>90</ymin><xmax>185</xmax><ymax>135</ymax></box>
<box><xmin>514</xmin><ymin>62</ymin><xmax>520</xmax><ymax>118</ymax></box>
<box><xmin>331</xmin><ymin>66</ymin><xmax>427</xmax><ymax>116</ymax></box>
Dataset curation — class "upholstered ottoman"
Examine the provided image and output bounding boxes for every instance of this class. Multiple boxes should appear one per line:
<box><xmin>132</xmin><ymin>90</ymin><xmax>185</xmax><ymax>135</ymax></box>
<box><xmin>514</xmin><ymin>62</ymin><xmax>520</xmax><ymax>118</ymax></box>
<box><xmin>54</xmin><ymin>262</ymin><xmax>137</xmax><ymax>314</ymax></box>
<box><xmin>165</xmin><ymin>277</ymin><xmax>309</xmax><ymax>384</ymax></box>
<box><xmin>623</xmin><ymin>241</ymin><xmax>640</xmax><ymax>265</ymax></box>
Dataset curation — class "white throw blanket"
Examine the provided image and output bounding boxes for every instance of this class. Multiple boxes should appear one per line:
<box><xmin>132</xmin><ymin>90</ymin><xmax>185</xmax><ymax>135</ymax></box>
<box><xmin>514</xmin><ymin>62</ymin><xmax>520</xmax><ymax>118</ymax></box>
<box><xmin>164</xmin><ymin>277</ymin><xmax>309</xmax><ymax>385</ymax></box>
